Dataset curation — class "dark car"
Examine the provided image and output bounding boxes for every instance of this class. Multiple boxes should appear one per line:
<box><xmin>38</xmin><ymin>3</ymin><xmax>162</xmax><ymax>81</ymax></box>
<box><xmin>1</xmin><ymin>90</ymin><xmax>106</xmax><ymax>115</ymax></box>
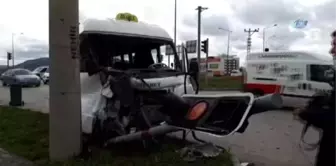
<box><xmin>0</xmin><ymin>68</ymin><xmax>41</xmax><ymax>87</ymax></box>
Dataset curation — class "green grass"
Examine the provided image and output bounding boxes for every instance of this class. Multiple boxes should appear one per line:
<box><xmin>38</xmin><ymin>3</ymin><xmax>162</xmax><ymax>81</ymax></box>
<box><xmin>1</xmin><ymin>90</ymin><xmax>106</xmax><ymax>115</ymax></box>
<box><xmin>0</xmin><ymin>106</ymin><xmax>234</xmax><ymax>166</ymax></box>
<box><xmin>199</xmin><ymin>76</ymin><xmax>243</xmax><ymax>90</ymax></box>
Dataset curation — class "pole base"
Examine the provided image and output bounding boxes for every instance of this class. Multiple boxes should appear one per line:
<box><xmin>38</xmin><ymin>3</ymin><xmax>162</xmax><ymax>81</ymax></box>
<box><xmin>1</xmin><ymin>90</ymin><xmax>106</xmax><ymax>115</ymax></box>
<box><xmin>9</xmin><ymin>101</ymin><xmax>25</xmax><ymax>107</ymax></box>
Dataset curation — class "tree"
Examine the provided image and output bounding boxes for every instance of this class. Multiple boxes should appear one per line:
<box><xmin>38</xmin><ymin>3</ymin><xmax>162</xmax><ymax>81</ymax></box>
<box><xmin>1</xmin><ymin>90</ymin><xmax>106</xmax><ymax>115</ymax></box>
<box><xmin>116</xmin><ymin>13</ymin><xmax>138</xmax><ymax>22</ymax></box>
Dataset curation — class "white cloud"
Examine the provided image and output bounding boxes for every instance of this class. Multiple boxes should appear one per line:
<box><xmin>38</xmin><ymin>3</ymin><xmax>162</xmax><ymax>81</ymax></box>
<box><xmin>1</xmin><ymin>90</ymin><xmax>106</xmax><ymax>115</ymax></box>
<box><xmin>0</xmin><ymin>0</ymin><xmax>335</xmax><ymax>66</ymax></box>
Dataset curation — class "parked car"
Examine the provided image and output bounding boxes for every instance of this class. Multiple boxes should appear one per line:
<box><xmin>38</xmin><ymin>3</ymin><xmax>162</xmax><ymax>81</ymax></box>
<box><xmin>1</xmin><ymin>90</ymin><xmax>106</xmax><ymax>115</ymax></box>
<box><xmin>230</xmin><ymin>69</ymin><xmax>242</xmax><ymax>76</ymax></box>
<box><xmin>0</xmin><ymin>68</ymin><xmax>41</xmax><ymax>87</ymax></box>
<box><xmin>32</xmin><ymin>66</ymin><xmax>49</xmax><ymax>84</ymax></box>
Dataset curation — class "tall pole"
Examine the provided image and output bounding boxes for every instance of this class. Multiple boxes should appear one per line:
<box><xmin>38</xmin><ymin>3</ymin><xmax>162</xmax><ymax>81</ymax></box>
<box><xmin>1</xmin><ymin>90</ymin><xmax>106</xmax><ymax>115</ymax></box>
<box><xmin>262</xmin><ymin>24</ymin><xmax>277</xmax><ymax>52</ymax></box>
<box><xmin>196</xmin><ymin>6</ymin><xmax>208</xmax><ymax>73</ymax></box>
<box><xmin>11</xmin><ymin>33</ymin><xmax>23</xmax><ymax>66</ymax></box>
<box><xmin>197</xmin><ymin>6</ymin><xmax>201</xmax><ymax>71</ymax></box>
<box><xmin>11</xmin><ymin>33</ymin><xmax>14</xmax><ymax>67</ymax></box>
<box><xmin>174</xmin><ymin>0</ymin><xmax>177</xmax><ymax>46</ymax></box>
<box><xmin>262</xmin><ymin>29</ymin><xmax>265</xmax><ymax>51</ymax></box>
<box><xmin>226</xmin><ymin>32</ymin><xmax>231</xmax><ymax>75</ymax></box>
<box><xmin>49</xmin><ymin>0</ymin><xmax>82</xmax><ymax>160</ymax></box>
<box><xmin>218</xmin><ymin>28</ymin><xmax>232</xmax><ymax>75</ymax></box>
<box><xmin>170</xmin><ymin>0</ymin><xmax>177</xmax><ymax>67</ymax></box>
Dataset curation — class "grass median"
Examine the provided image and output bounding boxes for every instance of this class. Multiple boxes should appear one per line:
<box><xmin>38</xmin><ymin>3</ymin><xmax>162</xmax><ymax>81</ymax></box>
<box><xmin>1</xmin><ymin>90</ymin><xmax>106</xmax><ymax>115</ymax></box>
<box><xmin>0</xmin><ymin>106</ymin><xmax>234</xmax><ymax>166</ymax></box>
<box><xmin>199</xmin><ymin>76</ymin><xmax>243</xmax><ymax>90</ymax></box>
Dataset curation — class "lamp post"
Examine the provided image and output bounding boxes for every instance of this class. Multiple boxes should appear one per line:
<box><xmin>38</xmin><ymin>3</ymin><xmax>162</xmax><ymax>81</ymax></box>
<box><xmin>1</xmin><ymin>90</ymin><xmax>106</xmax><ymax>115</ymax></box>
<box><xmin>218</xmin><ymin>27</ymin><xmax>232</xmax><ymax>75</ymax></box>
<box><xmin>169</xmin><ymin>0</ymin><xmax>177</xmax><ymax>68</ymax></box>
<box><xmin>264</xmin><ymin>34</ymin><xmax>276</xmax><ymax>49</ymax></box>
<box><xmin>262</xmin><ymin>24</ymin><xmax>277</xmax><ymax>51</ymax></box>
<box><xmin>11</xmin><ymin>33</ymin><xmax>23</xmax><ymax>66</ymax></box>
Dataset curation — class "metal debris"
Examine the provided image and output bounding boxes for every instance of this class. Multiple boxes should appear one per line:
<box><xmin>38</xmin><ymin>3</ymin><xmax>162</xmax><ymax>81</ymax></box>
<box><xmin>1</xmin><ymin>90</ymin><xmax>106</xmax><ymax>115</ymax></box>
<box><xmin>176</xmin><ymin>143</ymin><xmax>223</xmax><ymax>162</ymax></box>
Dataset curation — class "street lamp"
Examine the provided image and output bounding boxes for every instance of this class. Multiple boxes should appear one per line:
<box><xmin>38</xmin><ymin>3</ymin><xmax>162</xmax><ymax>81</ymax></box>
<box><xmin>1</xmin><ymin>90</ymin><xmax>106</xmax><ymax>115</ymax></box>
<box><xmin>169</xmin><ymin>0</ymin><xmax>177</xmax><ymax>67</ymax></box>
<box><xmin>12</xmin><ymin>32</ymin><xmax>24</xmax><ymax>66</ymax></box>
<box><xmin>264</xmin><ymin>34</ymin><xmax>276</xmax><ymax>49</ymax></box>
<box><xmin>218</xmin><ymin>27</ymin><xmax>232</xmax><ymax>75</ymax></box>
<box><xmin>262</xmin><ymin>24</ymin><xmax>277</xmax><ymax>51</ymax></box>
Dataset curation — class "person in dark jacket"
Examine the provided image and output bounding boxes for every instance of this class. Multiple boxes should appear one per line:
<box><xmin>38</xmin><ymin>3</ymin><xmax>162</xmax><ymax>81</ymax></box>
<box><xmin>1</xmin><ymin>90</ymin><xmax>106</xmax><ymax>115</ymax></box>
<box><xmin>294</xmin><ymin>30</ymin><xmax>336</xmax><ymax>166</ymax></box>
<box><xmin>189</xmin><ymin>58</ymin><xmax>199</xmax><ymax>81</ymax></box>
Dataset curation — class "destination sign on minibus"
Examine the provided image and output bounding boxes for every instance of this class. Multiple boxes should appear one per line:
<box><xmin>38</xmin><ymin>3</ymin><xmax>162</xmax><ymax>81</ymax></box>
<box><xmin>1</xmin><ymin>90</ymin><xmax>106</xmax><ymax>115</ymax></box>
<box><xmin>258</xmin><ymin>54</ymin><xmax>297</xmax><ymax>58</ymax></box>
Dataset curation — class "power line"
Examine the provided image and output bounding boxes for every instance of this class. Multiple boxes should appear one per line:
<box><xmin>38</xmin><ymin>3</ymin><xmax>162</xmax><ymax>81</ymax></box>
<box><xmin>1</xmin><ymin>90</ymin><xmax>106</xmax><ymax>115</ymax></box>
<box><xmin>244</xmin><ymin>28</ymin><xmax>259</xmax><ymax>57</ymax></box>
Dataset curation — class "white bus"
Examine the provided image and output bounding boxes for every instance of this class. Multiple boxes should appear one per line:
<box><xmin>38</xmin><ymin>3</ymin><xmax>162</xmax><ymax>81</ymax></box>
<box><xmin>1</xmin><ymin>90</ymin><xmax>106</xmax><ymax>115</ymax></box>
<box><xmin>244</xmin><ymin>51</ymin><xmax>334</xmax><ymax>108</ymax></box>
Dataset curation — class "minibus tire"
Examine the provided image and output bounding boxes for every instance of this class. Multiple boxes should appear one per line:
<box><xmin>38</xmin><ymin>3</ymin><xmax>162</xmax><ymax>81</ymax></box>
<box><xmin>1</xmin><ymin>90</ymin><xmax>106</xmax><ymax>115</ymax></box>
<box><xmin>252</xmin><ymin>89</ymin><xmax>264</xmax><ymax>97</ymax></box>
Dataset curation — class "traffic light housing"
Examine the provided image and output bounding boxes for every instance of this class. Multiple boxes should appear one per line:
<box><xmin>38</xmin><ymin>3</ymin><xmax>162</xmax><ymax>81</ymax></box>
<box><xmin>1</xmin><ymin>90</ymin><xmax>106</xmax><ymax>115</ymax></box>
<box><xmin>7</xmin><ymin>52</ymin><xmax>12</xmax><ymax>60</ymax></box>
<box><xmin>201</xmin><ymin>39</ymin><xmax>209</xmax><ymax>54</ymax></box>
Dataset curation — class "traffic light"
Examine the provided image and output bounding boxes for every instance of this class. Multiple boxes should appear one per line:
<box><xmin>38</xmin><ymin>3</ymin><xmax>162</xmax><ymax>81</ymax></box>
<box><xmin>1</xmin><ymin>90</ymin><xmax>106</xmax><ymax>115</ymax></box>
<box><xmin>7</xmin><ymin>52</ymin><xmax>12</xmax><ymax>60</ymax></box>
<box><xmin>201</xmin><ymin>38</ymin><xmax>209</xmax><ymax>54</ymax></box>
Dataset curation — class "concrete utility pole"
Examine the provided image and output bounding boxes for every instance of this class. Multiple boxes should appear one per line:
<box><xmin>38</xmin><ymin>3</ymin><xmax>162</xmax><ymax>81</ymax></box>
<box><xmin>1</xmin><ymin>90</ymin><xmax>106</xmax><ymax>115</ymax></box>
<box><xmin>196</xmin><ymin>6</ymin><xmax>208</xmax><ymax>72</ymax></box>
<box><xmin>244</xmin><ymin>28</ymin><xmax>259</xmax><ymax>58</ymax></box>
<box><xmin>49</xmin><ymin>0</ymin><xmax>82</xmax><ymax>160</ymax></box>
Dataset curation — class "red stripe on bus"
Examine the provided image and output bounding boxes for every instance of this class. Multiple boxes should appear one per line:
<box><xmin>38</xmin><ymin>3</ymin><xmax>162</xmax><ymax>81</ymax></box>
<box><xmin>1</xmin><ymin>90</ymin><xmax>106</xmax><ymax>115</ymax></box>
<box><xmin>245</xmin><ymin>83</ymin><xmax>282</xmax><ymax>94</ymax></box>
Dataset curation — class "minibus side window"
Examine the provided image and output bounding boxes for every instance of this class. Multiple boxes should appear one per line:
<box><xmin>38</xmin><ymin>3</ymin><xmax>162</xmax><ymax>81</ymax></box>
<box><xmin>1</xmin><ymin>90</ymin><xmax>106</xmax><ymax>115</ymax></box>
<box><xmin>309</xmin><ymin>64</ymin><xmax>334</xmax><ymax>82</ymax></box>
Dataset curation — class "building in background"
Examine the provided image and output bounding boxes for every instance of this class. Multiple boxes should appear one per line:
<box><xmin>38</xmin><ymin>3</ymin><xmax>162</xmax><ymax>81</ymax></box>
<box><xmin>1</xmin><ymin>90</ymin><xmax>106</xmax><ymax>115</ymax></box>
<box><xmin>190</xmin><ymin>55</ymin><xmax>240</xmax><ymax>76</ymax></box>
<box><xmin>222</xmin><ymin>55</ymin><xmax>240</xmax><ymax>75</ymax></box>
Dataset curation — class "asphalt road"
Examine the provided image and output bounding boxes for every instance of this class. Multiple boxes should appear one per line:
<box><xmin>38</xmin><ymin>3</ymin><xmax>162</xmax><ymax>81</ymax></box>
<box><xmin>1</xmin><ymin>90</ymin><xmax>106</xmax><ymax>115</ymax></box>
<box><xmin>0</xmin><ymin>84</ymin><xmax>319</xmax><ymax>166</ymax></box>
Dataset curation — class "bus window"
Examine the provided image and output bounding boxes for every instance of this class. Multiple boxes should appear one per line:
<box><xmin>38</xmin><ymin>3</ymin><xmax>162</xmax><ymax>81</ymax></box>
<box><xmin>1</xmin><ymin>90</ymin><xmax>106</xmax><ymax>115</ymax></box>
<box><xmin>302</xmin><ymin>83</ymin><xmax>307</xmax><ymax>90</ymax></box>
<box><xmin>309</xmin><ymin>64</ymin><xmax>334</xmax><ymax>82</ymax></box>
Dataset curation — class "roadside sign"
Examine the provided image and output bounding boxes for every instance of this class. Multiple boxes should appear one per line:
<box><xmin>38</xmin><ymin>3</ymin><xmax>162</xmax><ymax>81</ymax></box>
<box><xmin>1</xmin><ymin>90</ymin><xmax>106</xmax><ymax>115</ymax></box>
<box><xmin>165</xmin><ymin>45</ymin><xmax>174</xmax><ymax>55</ymax></box>
<box><xmin>186</xmin><ymin>40</ymin><xmax>197</xmax><ymax>53</ymax></box>
<box><xmin>165</xmin><ymin>44</ymin><xmax>182</xmax><ymax>55</ymax></box>
<box><xmin>293</xmin><ymin>19</ymin><xmax>308</xmax><ymax>29</ymax></box>
<box><xmin>176</xmin><ymin>45</ymin><xmax>182</xmax><ymax>54</ymax></box>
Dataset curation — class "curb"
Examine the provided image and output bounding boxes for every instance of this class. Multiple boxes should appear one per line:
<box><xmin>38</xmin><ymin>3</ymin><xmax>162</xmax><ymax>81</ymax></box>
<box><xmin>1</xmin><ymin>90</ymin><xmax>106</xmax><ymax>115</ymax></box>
<box><xmin>231</xmin><ymin>154</ymin><xmax>242</xmax><ymax>166</ymax></box>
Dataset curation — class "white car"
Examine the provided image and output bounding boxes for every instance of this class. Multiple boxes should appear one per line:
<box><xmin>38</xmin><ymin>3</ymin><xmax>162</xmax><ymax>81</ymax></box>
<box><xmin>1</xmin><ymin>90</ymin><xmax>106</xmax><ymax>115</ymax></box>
<box><xmin>41</xmin><ymin>72</ymin><xmax>49</xmax><ymax>84</ymax></box>
<box><xmin>230</xmin><ymin>70</ymin><xmax>242</xmax><ymax>76</ymax></box>
<box><xmin>32</xmin><ymin>66</ymin><xmax>49</xmax><ymax>84</ymax></box>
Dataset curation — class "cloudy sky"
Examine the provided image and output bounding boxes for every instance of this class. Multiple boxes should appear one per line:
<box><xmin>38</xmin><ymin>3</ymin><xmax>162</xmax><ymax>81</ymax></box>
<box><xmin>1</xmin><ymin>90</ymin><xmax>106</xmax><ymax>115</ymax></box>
<box><xmin>0</xmin><ymin>0</ymin><xmax>335</xmax><ymax>66</ymax></box>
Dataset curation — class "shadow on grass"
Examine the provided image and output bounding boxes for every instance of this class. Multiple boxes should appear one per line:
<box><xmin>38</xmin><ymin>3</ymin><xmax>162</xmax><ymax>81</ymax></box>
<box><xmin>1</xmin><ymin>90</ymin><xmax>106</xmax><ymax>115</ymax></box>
<box><xmin>0</xmin><ymin>106</ymin><xmax>234</xmax><ymax>166</ymax></box>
